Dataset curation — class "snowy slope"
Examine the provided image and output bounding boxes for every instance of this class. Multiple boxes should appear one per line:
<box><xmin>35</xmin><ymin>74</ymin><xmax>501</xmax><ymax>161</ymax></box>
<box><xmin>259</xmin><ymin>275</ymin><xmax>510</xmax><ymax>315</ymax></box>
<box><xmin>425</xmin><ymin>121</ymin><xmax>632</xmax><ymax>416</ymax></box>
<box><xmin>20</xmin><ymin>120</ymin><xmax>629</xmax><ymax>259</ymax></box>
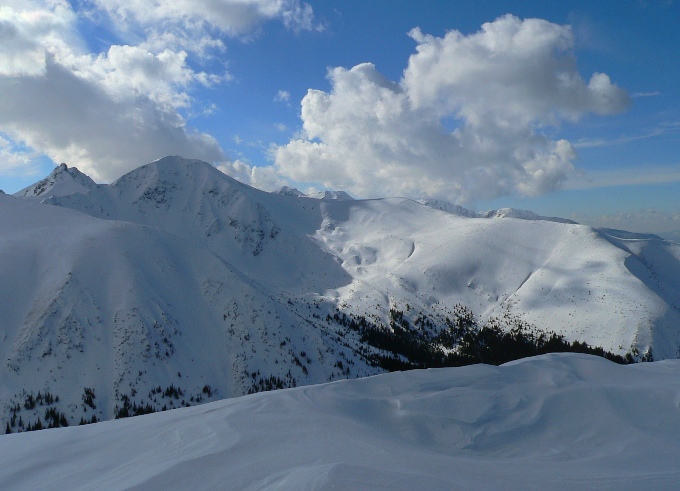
<box><xmin>307</xmin><ymin>197</ymin><xmax>680</xmax><ymax>357</ymax></box>
<box><xmin>14</xmin><ymin>164</ymin><xmax>99</xmax><ymax>200</ymax></box>
<box><xmin>45</xmin><ymin>157</ymin><xmax>680</xmax><ymax>360</ymax></box>
<box><xmin>3</xmin><ymin>155</ymin><xmax>680</xmax><ymax>429</ymax></box>
<box><xmin>0</xmin><ymin>191</ymin><xmax>380</xmax><ymax>428</ymax></box>
<box><xmin>45</xmin><ymin>157</ymin><xmax>353</xmax><ymax>294</ymax></box>
<box><xmin>416</xmin><ymin>198</ymin><xmax>479</xmax><ymax>217</ymax></box>
<box><xmin>1</xmin><ymin>353</ymin><xmax>680</xmax><ymax>490</ymax></box>
<box><xmin>483</xmin><ymin>207</ymin><xmax>578</xmax><ymax>224</ymax></box>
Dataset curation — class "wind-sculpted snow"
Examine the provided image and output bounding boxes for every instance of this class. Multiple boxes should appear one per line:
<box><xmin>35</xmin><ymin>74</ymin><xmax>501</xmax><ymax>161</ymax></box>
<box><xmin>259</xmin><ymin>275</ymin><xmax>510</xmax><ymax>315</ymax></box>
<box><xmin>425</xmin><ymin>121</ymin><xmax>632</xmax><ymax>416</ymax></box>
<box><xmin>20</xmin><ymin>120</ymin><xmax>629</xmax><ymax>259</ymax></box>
<box><xmin>1</xmin><ymin>354</ymin><xmax>679</xmax><ymax>490</ymax></box>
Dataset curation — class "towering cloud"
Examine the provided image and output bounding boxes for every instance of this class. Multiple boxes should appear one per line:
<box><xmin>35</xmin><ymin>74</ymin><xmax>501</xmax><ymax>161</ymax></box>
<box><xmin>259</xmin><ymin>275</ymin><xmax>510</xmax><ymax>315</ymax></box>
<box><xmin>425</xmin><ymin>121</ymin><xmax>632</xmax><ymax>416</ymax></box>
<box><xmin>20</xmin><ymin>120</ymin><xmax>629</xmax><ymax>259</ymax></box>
<box><xmin>274</xmin><ymin>15</ymin><xmax>629</xmax><ymax>202</ymax></box>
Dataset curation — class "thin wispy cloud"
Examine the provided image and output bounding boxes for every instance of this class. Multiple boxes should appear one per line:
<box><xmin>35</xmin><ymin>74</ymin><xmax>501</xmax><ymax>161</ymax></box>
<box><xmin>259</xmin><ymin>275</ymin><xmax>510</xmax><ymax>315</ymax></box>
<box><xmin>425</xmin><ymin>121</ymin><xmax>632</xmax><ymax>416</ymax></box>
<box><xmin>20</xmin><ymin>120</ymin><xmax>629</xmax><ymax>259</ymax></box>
<box><xmin>572</xmin><ymin>208</ymin><xmax>680</xmax><ymax>234</ymax></box>
<box><xmin>275</xmin><ymin>90</ymin><xmax>291</xmax><ymax>102</ymax></box>
<box><xmin>565</xmin><ymin>162</ymin><xmax>680</xmax><ymax>190</ymax></box>
<box><xmin>573</xmin><ymin>128</ymin><xmax>665</xmax><ymax>148</ymax></box>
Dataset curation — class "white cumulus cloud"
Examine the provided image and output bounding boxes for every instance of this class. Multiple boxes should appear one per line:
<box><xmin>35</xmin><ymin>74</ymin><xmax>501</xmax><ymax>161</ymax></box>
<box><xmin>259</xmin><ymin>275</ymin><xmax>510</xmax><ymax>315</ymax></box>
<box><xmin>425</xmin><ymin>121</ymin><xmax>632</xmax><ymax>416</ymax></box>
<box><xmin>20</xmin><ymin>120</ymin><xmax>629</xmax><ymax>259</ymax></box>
<box><xmin>93</xmin><ymin>0</ymin><xmax>319</xmax><ymax>40</ymax></box>
<box><xmin>0</xmin><ymin>57</ymin><xmax>225</xmax><ymax>182</ymax></box>
<box><xmin>0</xmin><ymin>0</ymin><xmax>77</xmax><ymax>77</ymax></box>
<box><xmin>274</xmin><ymin>14</ymin><xmax>630</xmax><ymax>203</ymax></box>
<box><xmin>0</xmin><ymin>0</ymin><xmax>318</xmax><ymax>182</ymax></box>
<box><xmin>0</xmin><ymin>134</ymin><xmax>36</xmax><ymax>174</ymax></box>
<box><xmin>217</xmin><ymin>159</ymin><xmax>288</xmax><ymax>191</ymax></box>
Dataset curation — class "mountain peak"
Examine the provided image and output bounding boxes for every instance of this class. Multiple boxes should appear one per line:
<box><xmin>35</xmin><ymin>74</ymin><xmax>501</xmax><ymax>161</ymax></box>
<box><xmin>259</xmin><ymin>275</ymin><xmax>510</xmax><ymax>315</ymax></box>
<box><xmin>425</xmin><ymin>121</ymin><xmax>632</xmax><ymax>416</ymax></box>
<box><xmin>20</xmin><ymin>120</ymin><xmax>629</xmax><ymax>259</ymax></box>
<box><xmin>272</xmin><ymin>186</ymin><xmax>354</xmax><ymax>201</ymax></box>
<box><xmin>275</xmin><ymin>186</ymin><xmax>305</xmax><ymax>198</ymax></box>
<box><xmin>151</xmin><ymin>155</ymin><xmax>206</xmax><ymax>168</ymax></box>
<box><xmin>305</xmin><ymin>190</ymin><xmax>354</xmax><ymax>201</ymax></box>
<box><xmin>137</xmin><ymin>155</ymin><xmax>216</xmax><ymax>179</ymax></box>
<box><xmin>14</xmin><ymin>163</ymin><xmax>99</xmax><ymax>200</ymax></box>
<box><xmin>110</xmin><ymin>156</ymin><xmax>244</xmax><ymax>194</ymax></box>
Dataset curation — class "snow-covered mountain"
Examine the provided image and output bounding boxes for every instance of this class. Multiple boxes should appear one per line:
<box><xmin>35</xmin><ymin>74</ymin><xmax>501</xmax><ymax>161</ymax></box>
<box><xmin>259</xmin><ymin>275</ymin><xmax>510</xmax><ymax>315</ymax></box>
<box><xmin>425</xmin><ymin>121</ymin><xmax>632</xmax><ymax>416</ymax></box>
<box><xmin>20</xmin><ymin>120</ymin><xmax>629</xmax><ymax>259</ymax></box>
<box><xmin>274</xmin><ymin>185</ymin><xmax>306</xmax><ymax>198</ymax></box>
<box><xmin>0</xmin><ymin>189</ymin><xmax>375</xmax><ymax>429</ymax></box>
<box><xmin>2</xmin><ymin>353</ymin><xmax>680</xmax><ymax>490</ymax></box>
<box><xmin>2</xmin><ymin>156</ymin><xmax>680</xmax><ymax>430</ymax></box>
<box><xmin>13</xmin><ymin>163</ymin><xmax>100</xmax><ymax>200</ymax></box>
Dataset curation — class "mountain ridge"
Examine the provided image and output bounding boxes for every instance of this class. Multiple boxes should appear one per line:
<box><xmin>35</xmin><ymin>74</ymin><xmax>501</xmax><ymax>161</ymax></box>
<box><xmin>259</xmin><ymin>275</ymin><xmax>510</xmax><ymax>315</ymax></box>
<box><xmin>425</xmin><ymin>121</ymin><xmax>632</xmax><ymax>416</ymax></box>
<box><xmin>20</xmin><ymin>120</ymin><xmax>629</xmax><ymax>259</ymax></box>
<box><xmin>2</xmin><ymin>156</ymin><xmax>679</xmax><ymax>430</ymax></box>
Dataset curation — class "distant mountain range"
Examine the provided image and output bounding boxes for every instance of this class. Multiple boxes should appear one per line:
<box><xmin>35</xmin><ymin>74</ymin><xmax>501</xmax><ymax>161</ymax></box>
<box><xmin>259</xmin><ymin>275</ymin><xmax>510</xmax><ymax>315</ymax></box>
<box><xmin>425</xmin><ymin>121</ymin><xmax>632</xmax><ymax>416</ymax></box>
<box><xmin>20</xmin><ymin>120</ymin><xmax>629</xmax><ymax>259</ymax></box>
<box><xmin>275</xmin><ymin>186</ymin><xmax>354</xmax><ymax>201</ymax></box>
<box><xmin>660</xmin><ymin>230</ymin><xmax>680</xmax><ymax>244</ymax></box>
<box><xmin>1</xmin><ymin>156</ymin><xmax>679</xmax><ymax>430</ymax></box>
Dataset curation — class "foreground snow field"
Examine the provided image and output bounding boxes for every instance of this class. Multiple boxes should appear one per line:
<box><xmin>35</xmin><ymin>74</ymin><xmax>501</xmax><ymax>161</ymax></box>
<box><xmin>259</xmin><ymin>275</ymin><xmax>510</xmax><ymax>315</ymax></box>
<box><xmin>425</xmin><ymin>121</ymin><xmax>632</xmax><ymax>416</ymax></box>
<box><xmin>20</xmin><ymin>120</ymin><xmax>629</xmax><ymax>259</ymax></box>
<box><xmin>1</xmin><ymin>353</ymin><xmax>679</xmax><ymax>490</ymax></box>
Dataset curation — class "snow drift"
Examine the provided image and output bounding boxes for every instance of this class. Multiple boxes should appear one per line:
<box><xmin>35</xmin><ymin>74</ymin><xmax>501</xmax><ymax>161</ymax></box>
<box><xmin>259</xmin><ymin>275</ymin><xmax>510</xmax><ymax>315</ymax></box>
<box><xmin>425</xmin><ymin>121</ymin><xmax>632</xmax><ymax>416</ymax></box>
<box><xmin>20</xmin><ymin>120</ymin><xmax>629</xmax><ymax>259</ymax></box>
<box><xmin>1</xmin><ymin>353</ymin><xmax>679</xmax><ymax>490</ymax></box>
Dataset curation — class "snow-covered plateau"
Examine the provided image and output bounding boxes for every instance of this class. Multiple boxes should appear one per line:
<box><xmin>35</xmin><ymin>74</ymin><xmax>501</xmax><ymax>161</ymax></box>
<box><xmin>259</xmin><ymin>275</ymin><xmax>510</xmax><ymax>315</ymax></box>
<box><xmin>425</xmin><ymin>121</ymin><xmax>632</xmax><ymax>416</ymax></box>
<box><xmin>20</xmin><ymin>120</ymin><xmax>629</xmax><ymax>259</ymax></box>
<box><xmin>1</xmin><ymin>353</ymin><xmax>680</xmax><ymax>490</ymax></box>
<box><xmin>1</xmin><ymin>155</ymin><xmax>679</xmax><ymax>432</ymax></box>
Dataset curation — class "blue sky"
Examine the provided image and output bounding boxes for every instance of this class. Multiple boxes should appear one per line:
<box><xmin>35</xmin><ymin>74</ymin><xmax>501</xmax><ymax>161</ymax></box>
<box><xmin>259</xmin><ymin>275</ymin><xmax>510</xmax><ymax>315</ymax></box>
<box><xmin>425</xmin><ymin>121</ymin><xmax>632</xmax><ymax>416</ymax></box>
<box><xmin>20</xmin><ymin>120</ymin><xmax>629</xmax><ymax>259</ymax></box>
<box><xmin>1</xmin><ymin>1</ymin><xmax>678</xmax><ymax>235</ymax></box>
